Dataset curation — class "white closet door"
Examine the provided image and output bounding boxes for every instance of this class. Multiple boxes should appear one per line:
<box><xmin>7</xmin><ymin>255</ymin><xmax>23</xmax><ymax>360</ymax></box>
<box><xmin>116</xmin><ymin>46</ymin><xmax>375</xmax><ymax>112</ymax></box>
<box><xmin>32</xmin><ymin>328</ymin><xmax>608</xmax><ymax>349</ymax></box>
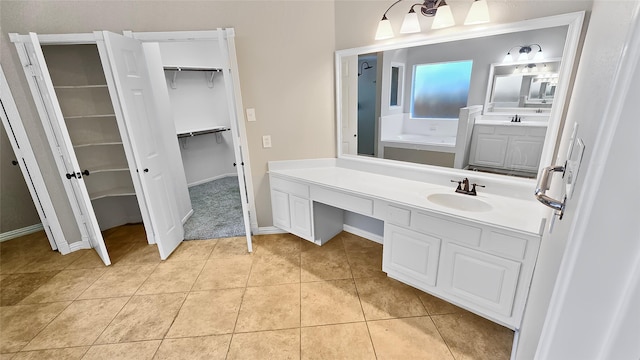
<box><xmin>21</xmin><ymin>33</ymin><xmax>111</xmax><ymax>265</ymax></box>
<box><xmin>0</xmin><ymin>64</ymin><xmax>66</xmax><ymax>253</ymax></box>
<box><xmin>100</xmin><ymin>31</ymin><xmax>183</xmax><ymax>260</ymax></box>
<box><xmin>218</xmin><ymin>29</ymin><xmax>253</xmax><ymax>252</ymax></box>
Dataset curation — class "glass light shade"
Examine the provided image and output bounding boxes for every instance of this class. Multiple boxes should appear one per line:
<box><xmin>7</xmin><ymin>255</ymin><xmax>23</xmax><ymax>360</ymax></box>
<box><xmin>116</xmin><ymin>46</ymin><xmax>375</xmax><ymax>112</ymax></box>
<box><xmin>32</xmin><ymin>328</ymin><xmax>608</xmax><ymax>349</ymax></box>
<box><xmin>431</xmin><ymin>4</ymin><xmax>455</xmax><ymax>29</ymax></box>
<box><xmin>503</xmin><ymin>53</ymin><xmax>513</xmax><ymax>63</ymax></box>
<box><xmin>518</xmin><ymin>51</ymin><xmax>530</xmax><ymax>61</ymax></box>
<box><xmin>375</xmin><ymin>17</ymin><xmax>394</xmax><ymax>40</ymax></box>
<box><xmin>400</xmin><ymin>11</ymin><xmax>421</xmax><ymax>34</ymax></box>
<box><xmin>464</xmin><ymin>0</ymin><xmax>490</xmax><ymax>25</ymax></box>
<box><xmin>533</xmin><ymin>49</ymin><xmax>544</xmax><ymax>61</ymax></box>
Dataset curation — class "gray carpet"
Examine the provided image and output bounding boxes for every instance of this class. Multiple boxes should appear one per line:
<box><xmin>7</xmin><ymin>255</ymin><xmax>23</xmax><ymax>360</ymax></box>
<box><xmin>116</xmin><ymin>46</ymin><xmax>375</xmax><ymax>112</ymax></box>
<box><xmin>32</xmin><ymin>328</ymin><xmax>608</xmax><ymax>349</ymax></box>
<box><xmin>183</xmin><ymin>176</ymin><xmax>246</xmax><ymax>240</ymax></box>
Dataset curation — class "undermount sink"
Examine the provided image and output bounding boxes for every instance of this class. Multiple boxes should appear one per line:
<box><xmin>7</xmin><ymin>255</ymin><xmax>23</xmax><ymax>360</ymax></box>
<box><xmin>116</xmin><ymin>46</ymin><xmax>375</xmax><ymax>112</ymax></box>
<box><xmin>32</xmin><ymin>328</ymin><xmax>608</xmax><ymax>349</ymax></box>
<box><xmin>427</xmin><ymin>193</ymin><xmax>493</xmax><ymax>212</ymax></box>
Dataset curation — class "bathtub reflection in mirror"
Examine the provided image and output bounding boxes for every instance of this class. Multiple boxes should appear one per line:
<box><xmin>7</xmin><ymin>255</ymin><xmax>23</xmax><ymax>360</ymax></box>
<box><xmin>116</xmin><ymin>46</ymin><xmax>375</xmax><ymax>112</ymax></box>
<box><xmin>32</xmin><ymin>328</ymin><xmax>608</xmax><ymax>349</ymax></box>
<box><xmin>337</xmin><ymin>13</ymin><xmax>584</xmax><ymax>179</ymax></box>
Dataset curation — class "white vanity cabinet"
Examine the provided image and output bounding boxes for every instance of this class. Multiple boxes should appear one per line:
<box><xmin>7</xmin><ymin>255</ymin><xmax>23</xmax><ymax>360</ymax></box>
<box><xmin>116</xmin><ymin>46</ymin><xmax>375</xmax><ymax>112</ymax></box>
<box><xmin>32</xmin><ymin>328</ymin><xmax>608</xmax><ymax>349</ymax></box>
<box><xmin>469</xmin><ymin>124</ymin><xmax>546</xmax><ymax>174</ymax></box>
<box><xmin>381</xmin><ymin>204</ymin><xmax>539</xmax><ymax>327</ymax></box>
<box><xmin>270</xmin><ymin>176</ymin><xmax>314</xmax><ymax>241</ymax></box>
<box><xmin>268</xmin><ymin>161</ymin><xmax>545</xmax><ymax>329</ymax></box>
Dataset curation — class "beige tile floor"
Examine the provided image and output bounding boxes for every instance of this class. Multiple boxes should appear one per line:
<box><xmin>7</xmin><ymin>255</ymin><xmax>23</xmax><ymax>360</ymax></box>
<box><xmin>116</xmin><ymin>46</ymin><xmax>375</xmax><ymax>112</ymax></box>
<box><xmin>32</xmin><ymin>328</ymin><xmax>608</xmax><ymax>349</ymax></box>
<box><xmin>0</xmin><ymin>224</ymin><xmax>514</xmax><ymax>359</ymax></box>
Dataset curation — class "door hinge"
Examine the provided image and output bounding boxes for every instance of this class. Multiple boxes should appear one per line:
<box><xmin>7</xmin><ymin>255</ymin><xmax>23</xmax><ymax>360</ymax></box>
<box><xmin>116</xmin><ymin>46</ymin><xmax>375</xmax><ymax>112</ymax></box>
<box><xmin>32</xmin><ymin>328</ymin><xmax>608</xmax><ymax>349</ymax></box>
<box><xmin>25</xmin><ymin>64</ymin><xmax>39</xmax><ymax>78</ymax></box>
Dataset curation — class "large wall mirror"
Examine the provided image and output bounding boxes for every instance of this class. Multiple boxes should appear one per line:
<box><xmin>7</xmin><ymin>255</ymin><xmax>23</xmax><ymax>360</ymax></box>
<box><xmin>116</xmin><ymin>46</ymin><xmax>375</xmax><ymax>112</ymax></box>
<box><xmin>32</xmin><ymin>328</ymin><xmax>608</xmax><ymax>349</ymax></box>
<box><xmin>336</xmin><ymin>12</ymin><xmax>584</xmax><ymax>180</ymax></box>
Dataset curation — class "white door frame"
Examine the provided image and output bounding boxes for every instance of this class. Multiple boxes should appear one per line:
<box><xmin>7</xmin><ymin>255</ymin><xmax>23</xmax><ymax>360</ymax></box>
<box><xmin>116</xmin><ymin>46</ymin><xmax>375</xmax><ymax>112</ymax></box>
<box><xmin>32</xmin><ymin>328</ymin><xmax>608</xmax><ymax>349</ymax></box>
<box><xmin>124</xmin><ymin>29</ymin><xmax>259</xmax><ymax>243</ymax></box>
<box><xmin>0</xmin><ymin>64</ymin><xmax>68</xmax><ymax>253</ymax></box>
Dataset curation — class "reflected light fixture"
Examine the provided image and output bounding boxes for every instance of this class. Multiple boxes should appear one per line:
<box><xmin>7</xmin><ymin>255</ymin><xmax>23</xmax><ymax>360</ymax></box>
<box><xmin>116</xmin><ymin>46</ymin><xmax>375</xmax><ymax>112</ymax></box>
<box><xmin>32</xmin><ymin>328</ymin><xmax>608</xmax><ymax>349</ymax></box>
<box><xmin>375</xmin><ymin>0</ymin><xmax>489</xmax><ymax>40</ymax></box>
<box><xmin>503</xmin><ymin>44</ymin><xmax>543</xmax><ymax>63</ymax></box>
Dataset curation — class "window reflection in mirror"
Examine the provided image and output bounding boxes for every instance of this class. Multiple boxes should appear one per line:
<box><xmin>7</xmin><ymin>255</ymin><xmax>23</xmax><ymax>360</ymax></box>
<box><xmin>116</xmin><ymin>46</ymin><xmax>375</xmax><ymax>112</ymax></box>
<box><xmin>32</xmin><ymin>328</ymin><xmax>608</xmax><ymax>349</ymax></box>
<box><xmin>411</xmin><ymin>60</ymin><xmax>473</xmax><ymax>119</ymax></box>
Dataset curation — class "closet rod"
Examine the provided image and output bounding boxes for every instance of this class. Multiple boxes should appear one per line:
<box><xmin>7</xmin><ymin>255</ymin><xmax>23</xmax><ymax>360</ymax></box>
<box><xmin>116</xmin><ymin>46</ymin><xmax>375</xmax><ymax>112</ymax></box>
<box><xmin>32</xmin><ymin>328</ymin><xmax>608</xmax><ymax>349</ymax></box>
<box><xmin>177</xmin><ymin>127</ymin><xmax>230</xmax><ymax>138</ymax></box>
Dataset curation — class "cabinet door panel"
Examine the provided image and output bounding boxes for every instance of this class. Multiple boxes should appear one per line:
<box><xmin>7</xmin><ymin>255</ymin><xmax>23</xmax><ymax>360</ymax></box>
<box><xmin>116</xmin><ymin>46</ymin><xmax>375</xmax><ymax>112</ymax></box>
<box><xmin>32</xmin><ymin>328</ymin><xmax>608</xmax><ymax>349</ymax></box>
<box><xmin>272</xmin><ymin>190</ymin><xmax>291</xmax><ymax>230</ymax></box>
<box><xmin>470</xmin><ymin>134</ymin><xmax>508</xmax><ymax>167</ymax></box>
<box><xmin>506</xmin><ymin>136</ymin><xmax>544</xmax><ymax>171</ymax></box>
<box><xmin>290</xmin><ymin>195</ymin><xmax>312</xmax><ymax>239</ymax></box>
<box><xmin>383</xmin><ymin>224</ymin><xmax>440</xmax><ymax>287</ymax></box>
<box><xmin>440</xmin><ymin>243</ymin><xmax>520</xmax><ymax>316</ymax></box>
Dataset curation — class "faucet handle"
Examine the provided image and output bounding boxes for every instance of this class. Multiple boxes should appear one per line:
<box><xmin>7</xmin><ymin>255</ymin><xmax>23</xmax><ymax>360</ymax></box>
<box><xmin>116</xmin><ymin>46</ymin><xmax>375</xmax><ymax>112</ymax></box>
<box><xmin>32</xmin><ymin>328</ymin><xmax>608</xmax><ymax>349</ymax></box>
<box><xmin>470</xmin><ymin>183</ymin><xmax>485</xmax><ymax>196</ymax></box>
<box><xmin>450</xmin><ymin>179</ymin><xmax>463</xmax><ymax>191</ymax></box>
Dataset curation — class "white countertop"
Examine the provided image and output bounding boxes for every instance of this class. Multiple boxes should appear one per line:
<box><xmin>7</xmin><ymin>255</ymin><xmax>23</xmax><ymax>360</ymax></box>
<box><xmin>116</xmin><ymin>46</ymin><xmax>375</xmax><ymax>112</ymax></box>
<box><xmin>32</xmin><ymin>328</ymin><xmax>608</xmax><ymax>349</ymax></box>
<box><xmin>270</xmin><ymin>165</ymin><xmax>547</xmax><ymax>236</ymax></box>
<box><xmin>475</xmin><ymin>120</ymin><xmax>549</xmax><ymax>127</ymax></box>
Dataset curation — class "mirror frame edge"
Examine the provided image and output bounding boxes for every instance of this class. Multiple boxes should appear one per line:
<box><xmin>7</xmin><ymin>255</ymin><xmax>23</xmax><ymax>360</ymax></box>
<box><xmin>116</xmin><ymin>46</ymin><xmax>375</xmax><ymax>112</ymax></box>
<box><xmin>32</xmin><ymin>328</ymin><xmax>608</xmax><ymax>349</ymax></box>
<box><xmin>335</xmin><ymin>11</ymin><xmax>586</xmax><ymax>184</ymax></box>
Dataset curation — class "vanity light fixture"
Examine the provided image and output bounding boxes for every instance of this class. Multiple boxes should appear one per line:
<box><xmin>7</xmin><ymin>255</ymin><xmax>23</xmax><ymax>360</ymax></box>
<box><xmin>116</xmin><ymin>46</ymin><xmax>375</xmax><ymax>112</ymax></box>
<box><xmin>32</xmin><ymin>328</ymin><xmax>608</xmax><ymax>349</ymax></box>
<box><xmin>375</xmin><ymin>0</ymin><xmax>490</xmax><ymax>40</ymax></box>
<box><xmin>464</xmin><ymin>0</ymin><xmax>490</xmax><ymax>25</ymax></box>
<box><xmin>503</xmin><ymin>44</ymin><xmax>544</xmax><ymax>63</ymax></box>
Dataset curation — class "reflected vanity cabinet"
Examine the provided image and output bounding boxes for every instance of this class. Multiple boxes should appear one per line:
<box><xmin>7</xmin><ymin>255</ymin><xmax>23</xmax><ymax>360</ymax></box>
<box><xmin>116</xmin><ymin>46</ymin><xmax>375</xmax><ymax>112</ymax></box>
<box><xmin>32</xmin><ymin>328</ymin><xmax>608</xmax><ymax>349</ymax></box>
<box><xmin>469</xmin><ymin>124</ymin><xmax>547</xmax><ymax>175</ymax></box>
<box><xmin>382</xmin><ymin>205</ymin><xmax>541</xmax><ymax>328</ymax></box>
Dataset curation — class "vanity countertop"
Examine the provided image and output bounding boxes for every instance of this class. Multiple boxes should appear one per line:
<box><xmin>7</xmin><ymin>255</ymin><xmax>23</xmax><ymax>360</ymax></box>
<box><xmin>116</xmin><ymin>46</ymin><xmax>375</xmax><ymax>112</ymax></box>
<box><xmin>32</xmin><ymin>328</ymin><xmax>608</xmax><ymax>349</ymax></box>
<box><xmin>474</xmin><ymin>120</ymin><xmax>549</xmax><ymax>127</ymax></box>
<box><xmin>270</xmin><ymin>165</ymin><xmax>547</xmax><ymax>236</ymax></box>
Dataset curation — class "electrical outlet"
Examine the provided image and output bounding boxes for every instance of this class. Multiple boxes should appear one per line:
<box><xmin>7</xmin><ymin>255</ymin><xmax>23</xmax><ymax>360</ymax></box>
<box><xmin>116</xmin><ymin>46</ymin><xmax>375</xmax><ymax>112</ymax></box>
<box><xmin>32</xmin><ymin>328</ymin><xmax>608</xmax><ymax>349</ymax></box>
<box><xmin>246</xmin><ymin>108</ymin><xmax>256</xmax><ymax>122</ymax></box>
<box><xmin>262</xmin><ymin>135</ymin><xmax>272</xmax><ymax>148</ymax></box>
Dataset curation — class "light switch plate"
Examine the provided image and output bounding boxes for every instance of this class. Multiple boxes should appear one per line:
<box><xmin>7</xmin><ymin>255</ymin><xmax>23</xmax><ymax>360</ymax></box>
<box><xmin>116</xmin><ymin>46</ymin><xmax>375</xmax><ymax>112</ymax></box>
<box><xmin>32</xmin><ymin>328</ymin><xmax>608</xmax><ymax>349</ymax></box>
<box><xmin>262</xmin><ymin>135</ymin><xmax>272</xmax><ymax>148</ymax></box>
<box><xmin>564</xmin><ymin>137</ymin><xmax>585</xmax><ymax>199</ymax></box>
<box><xmin>246</xmin><ymin>108</ymin><xmax>256</xmax><ymax>122</ymax></box>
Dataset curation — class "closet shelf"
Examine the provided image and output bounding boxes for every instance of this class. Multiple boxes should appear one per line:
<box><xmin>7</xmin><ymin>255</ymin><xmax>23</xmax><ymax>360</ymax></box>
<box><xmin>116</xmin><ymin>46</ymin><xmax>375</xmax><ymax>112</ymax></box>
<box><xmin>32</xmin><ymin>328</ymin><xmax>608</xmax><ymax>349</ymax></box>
<box><xmin>89</xmin><ymin>187</ymin><xmax>136</xmax><ymax>201</ymax></box>
<box><xmin>164</xmin><ymin>66</ymin><xmax>222</xmax><ymax>89</ymax></box>
<box><xmin>65</xmin><ymin>114</ymin><xmax>116</xmax><ymax>120</ymax></box>
<box><xmin>54</xmin><ymin>84</ymin><xmax>108</xmax><ymax>89</ymax></box>
<box><xmin>73</xmin><ymin>141</ymin><xmax>123</xmax><ymax>148</ymax></box>
<box><xmin>84</xmin><ymin>167</ymin><xmax>129</xmax><ymax>174</ymax></box>
<box><xmin>177</xmin><ymin>127</ymin><xmax>230</xmax><ymax>138</ymax></box>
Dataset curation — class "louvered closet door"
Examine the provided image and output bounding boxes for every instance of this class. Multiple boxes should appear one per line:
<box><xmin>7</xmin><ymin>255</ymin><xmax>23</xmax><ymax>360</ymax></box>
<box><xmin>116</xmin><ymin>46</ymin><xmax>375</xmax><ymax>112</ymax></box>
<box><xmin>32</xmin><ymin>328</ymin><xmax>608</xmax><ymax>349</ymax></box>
<box><xmin>99</xmin><ymin>31</ymin><xmax>183</xmax><ymax>260</ymax></box>
<box><xmin>21</xmin><ymin>33</ymin><xmax>111</xmax><ymax>265</ymax></box>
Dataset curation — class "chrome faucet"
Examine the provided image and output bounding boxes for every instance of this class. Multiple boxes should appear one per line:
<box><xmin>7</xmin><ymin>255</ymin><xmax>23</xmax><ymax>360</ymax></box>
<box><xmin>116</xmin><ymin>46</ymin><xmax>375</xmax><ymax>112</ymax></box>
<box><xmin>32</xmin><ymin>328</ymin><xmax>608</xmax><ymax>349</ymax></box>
<box><xmin>450</xmin><ymin>178</ymin><xmax>485</xmax><ymax>196</ymax></box>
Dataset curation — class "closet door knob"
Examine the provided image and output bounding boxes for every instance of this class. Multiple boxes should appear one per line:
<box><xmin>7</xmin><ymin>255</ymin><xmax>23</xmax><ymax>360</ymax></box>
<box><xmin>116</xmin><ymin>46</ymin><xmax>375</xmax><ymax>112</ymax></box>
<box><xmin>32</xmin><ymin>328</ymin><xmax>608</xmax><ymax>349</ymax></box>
<box><xmin>143</xmin><ymin>168</ymin><xmax>149</xmax><ymax>173</ymax></box>
<box><xmin>11</xmin><ymin>160</ymin><xmax>18</xmax><ymax>166</ymax></box>
<box><xmin>82</xmin><ymin>170</ymin><xmax>90</xmax><ymax>176</ymax></box>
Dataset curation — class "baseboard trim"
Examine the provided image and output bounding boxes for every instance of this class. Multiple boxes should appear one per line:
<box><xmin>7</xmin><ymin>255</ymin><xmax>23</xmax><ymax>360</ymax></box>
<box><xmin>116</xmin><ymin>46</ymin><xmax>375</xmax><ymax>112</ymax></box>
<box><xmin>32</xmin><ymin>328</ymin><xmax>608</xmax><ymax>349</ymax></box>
<box><xmin>255</xmin><ymin>226</ymin><xmax>287</xmax><ymax>235</ymax></box>
<box><xmin>182</xmin><ymin>209</ymin><xmax>194</xmax><ymax>225</ymax></box>
<box><xmin>188</xmin><ymin>173</ymin><xmax>237</xmax><ymax>188</ymax></box>
<box><xmin>343</xmin><ymin>225</ymin><xmax>383</xmax><ymax>244</ymax></box>
<box><xmin>68</xmin><ymin>240</ymin><xmax>92</xmax><ymax>252</ymax></box>
<box><xmin>0</xmin><ymin>223</ymin><xmax>44</xmax><ymax>242</ymax></box>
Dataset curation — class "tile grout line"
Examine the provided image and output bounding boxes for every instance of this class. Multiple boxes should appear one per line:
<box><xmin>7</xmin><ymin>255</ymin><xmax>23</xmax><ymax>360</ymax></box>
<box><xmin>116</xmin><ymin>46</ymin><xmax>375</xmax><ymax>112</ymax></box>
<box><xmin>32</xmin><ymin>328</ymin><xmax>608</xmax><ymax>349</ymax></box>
<box><xmin>429</xmin><ymin>313</ymin><xmax>459</xmax><ymax>360</ymax></box>
<box><xmin>225</xmin><ymin>236</ymin><xmax>256</xmax><ymax>360</ymax></box>
<box><xmin>340</xmin><ymin>233</ymin><xmax>379</xmax><ymax>360</ymax></box>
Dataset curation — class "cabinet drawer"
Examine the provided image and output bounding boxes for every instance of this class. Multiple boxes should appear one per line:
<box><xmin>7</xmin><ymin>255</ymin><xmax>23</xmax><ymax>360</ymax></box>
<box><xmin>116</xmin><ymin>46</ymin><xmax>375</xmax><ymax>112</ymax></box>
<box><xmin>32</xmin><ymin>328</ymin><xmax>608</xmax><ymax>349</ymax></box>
<box><xmin>483</xmin><ymin>231</ymin><xmax>528</xmax><ymax>260</ymax></box>
<box><xmin>311</xmin><ymin>187</ymin><xmax>373</xmax><ymax>216</ymax></box>
<box><xmin>440</xmin><ymin>243</ymin><xmax>521</xmax><ymax>317</ymax></box>
<box><xmin>270</xmin><ymin>176</ymin><xmax>309</xmax><ymax>198</ymax></box>
<box><xmin>383</xmin><ymin>224</ymin><xmax>440</xmax><ymax>287</ymax></box>
<box><xmin>413</xmin><ymin>212</ymin><xmax>482</xmax><ymax>247</ymax></box>
<box><xmin>386</xmin><ymin>205</ymin><xmax>411</xmax><ymax>227</ymax></box>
